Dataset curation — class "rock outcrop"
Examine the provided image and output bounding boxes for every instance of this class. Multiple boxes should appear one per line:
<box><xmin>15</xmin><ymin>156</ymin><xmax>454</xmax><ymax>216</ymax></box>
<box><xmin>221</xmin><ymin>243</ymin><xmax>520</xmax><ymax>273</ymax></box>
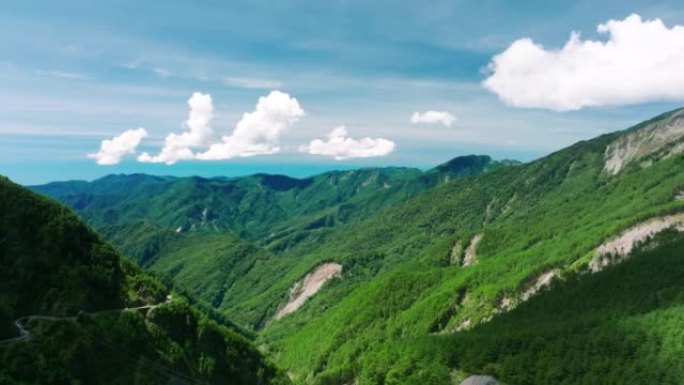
<box><xmin>590</xmin><ymin>214</ymin><xmax>684</xmax><ymax>272</ymax></box>
<box><xmin>275</xmin><ymin>263</ymin><xmax>343</xmax><ymax>319</ymax></box>
<box><xmin>604</xmin><ymin>109</ymin><xmax>684</xmax><ymax>175</ymax></box>
<box><xmin>521</xmin><ymin>269</ymin><xmax>560</xmax><ymax>301</ymax></box>
<box><xmin>463</xmin><ymin>234</ymin><xmax>483</xmax><ymax>266</ymax></box>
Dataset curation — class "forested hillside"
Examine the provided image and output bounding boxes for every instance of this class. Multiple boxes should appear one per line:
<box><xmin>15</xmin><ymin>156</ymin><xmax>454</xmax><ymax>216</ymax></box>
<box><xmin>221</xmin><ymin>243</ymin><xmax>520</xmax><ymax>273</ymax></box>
<box><xmin>446</xmin><ymin>229</ymin><xmax>684</xmax><ymax>385</ymax></box>
<box><xmin>33</xmin><ymin>155</ymin><xmax>511</xmax><ymax>328</ymax></box>
<box><xmin>31</xmin><ymin>108</ymin><xmax>684</xmax><ymax>384</ymax></box>
<box><xmin>257</xmin><ymin>108</ymin><xmax>684</xmax><ymax>384</ymax></box>
<box><xmin>0</xmin><ymin>176</ymin><xmax>288</xmax><ymax>385</ymax></box>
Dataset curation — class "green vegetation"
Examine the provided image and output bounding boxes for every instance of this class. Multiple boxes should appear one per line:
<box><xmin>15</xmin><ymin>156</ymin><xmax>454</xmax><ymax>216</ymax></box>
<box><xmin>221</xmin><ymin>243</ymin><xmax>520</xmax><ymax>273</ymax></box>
<box><xmin>32</xmin><ymin>155</ymin><xmax>510</xmax><ymax>329</ymax></box>
<box><xmin>0</xmin><ymin>176</ymin><xmax>288</xmax><ymax>385</ymax></box>
<box><xmin>149</xmin><ymin>233</ymin><xmax>282</xmax><ymax>328</ymax></box>
<box><xmin>256</xmin><ymin>109</ymin><xmax>684</xmax><ymax>384</ymax></box>
<box><xmin>28</xmin><ymin>108</ymin><xmax>684</xmax><ymax>384</ymax></box>
<box><xmin>32</xmin><ymin>155</ymin><xmax>508</xmax><ymax>258</ymax></box>
<box><xmin>268</xmin><ymin>230</ymin><xmax>684</xmax><ymax>385</ymax></box>
<box><xmin>445</xmin><ymin>230</ymin><xmax>684</xmax><ymax>385</ymax></box>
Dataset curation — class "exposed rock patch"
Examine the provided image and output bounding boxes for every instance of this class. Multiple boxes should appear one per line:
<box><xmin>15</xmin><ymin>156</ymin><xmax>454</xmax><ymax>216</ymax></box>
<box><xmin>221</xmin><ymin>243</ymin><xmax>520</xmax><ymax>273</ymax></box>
<box><xmin>454</xmin><ymin>318</ymin><xmax>471</xmax><ymax>332</ymax></box>
<box><xmin>201</xmin><ymin>207</ymin><xmax>208</xmax><ymax>225</ymax></box>
<box><xmin>275</xmin><ymin>263</ymin><xmax>342</xmax><ymax>320</ymax></box>
<box><xmin>496</xmin><ymin>269</ymin><xmax>559</xmax><ymax>314</ymax></box>
<box><xmin>604</xmin><ymin>110</ymin><xmax>684</xmax><ymax>175</ymax></box>
<box><xmin>497</xmin><ymin>295</ymin><xmax>514</xmax><ymax>313</ymax></box>
<box><xmin>449</xmin><ymin>241</ymin><xmax>464</xmax><ymax>265</ymax></box>
<box><xmin>521</xmin><ymin>269</ymin><xmax>560</xmax><ymax>301</ymax></box>
<box><xmin>590</xmin><ymin>214</ymin><xmax>684</xmax><ymax>272</ymax></box>
<box><xmin>460</xmin><ymin>375</ymin><xmax>499</xmax><ymax>385</ymax></box>
<box><xmin>454</xmin><ymin>293</ymin><xmax>474</xmax><ymax>331</ymax></box>
<box><xmin>462</xmin><ymin>234</ymin><xmax>483</xmax><ymax>266</ymax></box>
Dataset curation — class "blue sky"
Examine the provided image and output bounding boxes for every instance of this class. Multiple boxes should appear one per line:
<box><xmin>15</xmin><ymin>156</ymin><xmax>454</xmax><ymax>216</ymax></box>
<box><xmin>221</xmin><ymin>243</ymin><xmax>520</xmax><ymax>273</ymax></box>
<box><xmin>2</xmin><ymin>0</ymin><xmax>684</xmax><ymax>184</ymax></box>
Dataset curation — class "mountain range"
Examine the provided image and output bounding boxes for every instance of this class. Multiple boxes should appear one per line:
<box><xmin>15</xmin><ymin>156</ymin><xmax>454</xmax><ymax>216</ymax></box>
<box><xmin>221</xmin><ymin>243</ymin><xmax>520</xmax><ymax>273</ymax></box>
<box><xmin>6</xmin><ymin>107</ymin><xmax>684</xmax><ymax>384</ymax></box>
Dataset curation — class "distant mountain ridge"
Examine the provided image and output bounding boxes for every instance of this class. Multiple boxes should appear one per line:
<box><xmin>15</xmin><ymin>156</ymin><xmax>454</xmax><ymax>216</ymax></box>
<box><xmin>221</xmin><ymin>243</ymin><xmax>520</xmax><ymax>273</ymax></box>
<box><xmin>30</xmin><ymin>155</ymin><xmax>515</xmax><ymax>331</ymax></box>
<box><xmin>32</xmin><ymin>155</ymin><xmax>513</xmax><ymax>261</ymax></box>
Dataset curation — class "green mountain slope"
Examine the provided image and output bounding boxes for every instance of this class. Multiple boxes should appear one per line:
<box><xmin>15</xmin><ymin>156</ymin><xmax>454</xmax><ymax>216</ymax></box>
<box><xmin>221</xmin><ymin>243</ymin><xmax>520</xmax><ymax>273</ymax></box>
<box><xmin>0</xmin><ymin>176</ymin><xmax>288</xmax><ymax>385</ymax></box>
<box><xmin>253</xmin><ymin>108</ymin><xmax>684</xmax><ymax>384</ymax></box>
<box><xmin>32</xmin><ymin>155</ymin><xmax>511</xmax><ymax>329</ymax></box>
<box><xmin>445</xmin><ymin>229</ymin><xmax>684</xmax><ymax>385</ymax></box>
<box><xmin>32</xmin><ymin>155</ymin><xmax>508</xmax><ymax>256</ymax></box>
<box><xmin>32</xmin><ymin>167</ymin><xmax>423</xmax><ymax>247</ymax></box>
<box><xmin>148</xmin><ymin>233</ymin><xmax>283</xmax><ymax>328</ymax></box>
<box><xmin>29</xmin><ymin>108</ymin><xmax>684</xmax><ymax>385</ymax></box>
<box><xmin>276</xmin><ymin>229</ymin><xmax>684</xmax><ymax>385</ymax></box>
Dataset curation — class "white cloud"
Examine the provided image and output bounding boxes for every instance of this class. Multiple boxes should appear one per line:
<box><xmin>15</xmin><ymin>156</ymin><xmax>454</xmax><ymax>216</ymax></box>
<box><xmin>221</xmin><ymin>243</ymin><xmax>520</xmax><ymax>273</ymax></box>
<box><xmin>138</xmin><ymin>92</ymin><xmax>214</xmax><ymax>164</ymax></box>
<box><xmin>224</xmin><ymin>77</ymin><xmax>284</xmax><ymax>89</ymax></box>
<box><xmin>88</xmin><ymin>128</ymin><xmax>148</xmax><ymax>165</ymax></box>
<box><xmin>483</xmin><ymin>14</ymin><xmax>684</xmax><ymax>111</ymax></box>
<box><xmin>196</xmin><ymin>91</ymin><xmax>304</xmax><ymax>160</ymax></box>
<box><xmin>300</xmin><ymin>126</ymin><xmax>396</xmax><ymax>160</ymax></box>
<box><xmin>410</xmin><ymin>110</ymin><xmax>456</xmax><ymax>126</ymax></box>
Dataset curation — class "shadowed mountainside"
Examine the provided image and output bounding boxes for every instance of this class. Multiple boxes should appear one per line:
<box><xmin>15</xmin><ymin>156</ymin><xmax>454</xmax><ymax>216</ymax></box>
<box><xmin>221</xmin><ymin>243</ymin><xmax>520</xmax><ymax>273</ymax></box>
<box><xmin>0</xmin><ymin>176</ymin><xmax>289</xmax><ymax>385</ymax></box>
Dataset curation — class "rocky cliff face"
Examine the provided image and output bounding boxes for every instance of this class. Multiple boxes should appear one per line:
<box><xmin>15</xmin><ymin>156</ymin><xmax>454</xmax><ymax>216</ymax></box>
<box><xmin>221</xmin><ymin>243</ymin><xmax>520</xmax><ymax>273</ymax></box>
<box><xmin>604</xmin><ymin>108</ymin><xmax>684</xmax><ymax>175</ymax></box>
<box><xmin>275</xmin><ymin>263</ymin><xmax>343</xmax><ymax>320</ymax></box>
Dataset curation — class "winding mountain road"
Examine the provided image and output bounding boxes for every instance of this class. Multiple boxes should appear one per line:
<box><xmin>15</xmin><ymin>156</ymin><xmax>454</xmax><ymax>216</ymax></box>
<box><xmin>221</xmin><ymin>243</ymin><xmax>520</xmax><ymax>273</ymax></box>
<box><xmin>0</xmin><ymin>295</ymin><xmax>172</xmax><ymax>345</ymax></box>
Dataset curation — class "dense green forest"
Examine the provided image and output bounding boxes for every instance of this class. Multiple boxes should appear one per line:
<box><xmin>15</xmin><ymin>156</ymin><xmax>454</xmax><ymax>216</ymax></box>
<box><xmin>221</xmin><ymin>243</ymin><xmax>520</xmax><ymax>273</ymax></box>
<box><xmin>282</xmin><ymin>230</ymin><xmax>684</xmax><ymax>385</ymax></box>
<box><xmin>0</xmin><ymin>176</ymin><xmax>288</xmax><ymax>385</ymax></box>
<box><xmin>33</xmin><ymin>154</ymin><xmax>512</xmax><ymax>329</ymax></box>
<box><xmin>29</xmin><ymin>108</ymin><xmax>684</xmax><ymax>384</ymax></box>
<box><xmin>33</xmin><ymin>155</ymin><xmax>509</xmax><ymax>259</ymax></box>
<box><xmin>446</xmin><ymin>229</ymin><xmax>684</xmax><ymax>385</ymax></box>
<box><xmin>255</xmin><ymin>109</ymin><xmax>684</xmax><ymax>384</ymax></box>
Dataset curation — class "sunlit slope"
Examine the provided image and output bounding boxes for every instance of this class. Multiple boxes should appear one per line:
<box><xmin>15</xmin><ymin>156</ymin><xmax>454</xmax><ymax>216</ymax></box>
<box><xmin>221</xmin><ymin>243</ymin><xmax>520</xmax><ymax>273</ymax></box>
<box><xmin>31</xmin><ymin>156</ymin><xmax>510</xmax><ymax>330</ymax></box>
<box><xmin>32</xmin><ymin>156</ymin><xmax>508</xmax><ymax>261</ymax></box>
<box><xmin>269</xmin><ymin>229</ymin><xmax>684</xmax><ymax>385</ymax></box>
<box><xmin>444</xmin><ymin>230</ymin><xmax>684</xmax><ymax>385</ymax></box>
<box><xmin>258</xmin><ymin>108</ymin><xmax>684</xmax><ymax>384</ymax></box>
<box><xmin>27</xmin><ymin>108</ymin><xmax>684</xmax><ymax>385</ymax></box>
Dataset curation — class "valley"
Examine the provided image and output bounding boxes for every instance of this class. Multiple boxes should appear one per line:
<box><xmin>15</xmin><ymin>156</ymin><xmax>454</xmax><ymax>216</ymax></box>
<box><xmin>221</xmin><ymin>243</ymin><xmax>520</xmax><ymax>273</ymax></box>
<box><xmin>21</xmin><ymin>108</ymin><xmax>684</xmax><ymax>384</ymax></box>
<box><xmin>5</xmin><ymin>2</ymin><xmax>684</xmax><ymax>384</ymax></box>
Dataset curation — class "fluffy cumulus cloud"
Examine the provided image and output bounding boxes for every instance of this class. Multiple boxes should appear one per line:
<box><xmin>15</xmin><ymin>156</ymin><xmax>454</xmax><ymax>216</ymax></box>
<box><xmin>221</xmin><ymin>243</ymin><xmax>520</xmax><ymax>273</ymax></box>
<box><xmin>196</xmin><ymin>91</ymin><xmax>304</xmax><ymax>160</ymax></box>
<box><xmin>300</xmin><ymin>126</ymin><xmax>395</xmax><ymax>160</ymax></box>
<box><xmin>87</xmin><ymin>128</ymin><xmax>148</xmax><ymax>165</ymax></box>
<box><xmin>89</xmin><ymin>91</ymin><xmax>305</xmax><ymax>165</ymax></box>
<box><xmin>483</xmin><ymin>14</ymin><xmax>684</xmax><ymax>111</ymax></box>
<box><xmin>410</xmin><ymin>110</ymin><xmax>456</xmax><ymax>126</ymax></box>
<box><xmin>138</xmin><ymin>92</ymin><xmax>214</xmax><ymax>164</ymax></box>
